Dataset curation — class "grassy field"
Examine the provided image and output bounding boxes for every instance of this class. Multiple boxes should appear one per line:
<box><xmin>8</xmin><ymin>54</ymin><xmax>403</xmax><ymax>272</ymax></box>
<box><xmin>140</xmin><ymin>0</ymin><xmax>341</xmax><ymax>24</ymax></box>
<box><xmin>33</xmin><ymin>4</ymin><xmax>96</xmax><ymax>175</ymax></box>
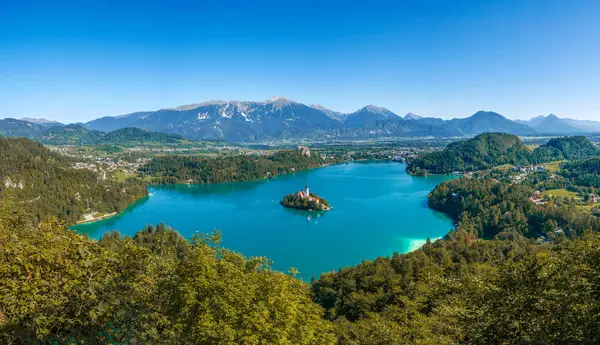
<box><xmin>544</xmin><ymin>160</ymin><xmax>564</xmax><ymax>173</ymax></box>
<box><xmin>113</xmin><ymin>170</ymin><xmax>135</xmax><ymax>182</ymax></box>
<box><xmin>542</xmin><ymin>188</ymin><xmax>579</xmax><ymax>198</ymax></box>
<box><xmin>576</xmin><ymin>204</ymin><xmax>597</xmax><ymax>211</ymax></box>
<box><xmin>494</xmin><ymin>164</ymin><xmax>515</xmax><ymax>171</ymax></box>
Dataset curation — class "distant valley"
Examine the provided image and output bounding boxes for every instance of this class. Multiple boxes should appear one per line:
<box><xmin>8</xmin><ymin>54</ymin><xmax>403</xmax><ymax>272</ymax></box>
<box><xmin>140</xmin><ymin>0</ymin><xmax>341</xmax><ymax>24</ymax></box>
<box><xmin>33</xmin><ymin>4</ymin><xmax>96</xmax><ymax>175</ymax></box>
<box><xmin>2</xmin><ymin>97</ymin><xmax>600</xmax><ymax>142</ymax></box>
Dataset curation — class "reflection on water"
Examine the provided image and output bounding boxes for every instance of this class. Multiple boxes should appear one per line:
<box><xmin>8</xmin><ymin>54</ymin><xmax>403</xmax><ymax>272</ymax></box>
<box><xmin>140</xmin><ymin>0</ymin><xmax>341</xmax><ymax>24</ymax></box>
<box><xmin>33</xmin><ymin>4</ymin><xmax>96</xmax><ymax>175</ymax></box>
<box><xmin>282</xmin><ymin>206</ymin><xmax>328</xmax><ymax>224</ymax></box>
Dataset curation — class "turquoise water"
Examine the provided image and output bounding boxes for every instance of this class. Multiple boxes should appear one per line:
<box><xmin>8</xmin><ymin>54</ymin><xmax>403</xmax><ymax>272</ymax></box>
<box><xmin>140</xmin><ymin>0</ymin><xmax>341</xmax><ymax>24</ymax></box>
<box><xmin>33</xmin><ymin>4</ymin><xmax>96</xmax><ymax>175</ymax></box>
<box><xmin>73</xmin><ymin>162</ymin><xmax>456</xmax><ymax>280</ymax></box>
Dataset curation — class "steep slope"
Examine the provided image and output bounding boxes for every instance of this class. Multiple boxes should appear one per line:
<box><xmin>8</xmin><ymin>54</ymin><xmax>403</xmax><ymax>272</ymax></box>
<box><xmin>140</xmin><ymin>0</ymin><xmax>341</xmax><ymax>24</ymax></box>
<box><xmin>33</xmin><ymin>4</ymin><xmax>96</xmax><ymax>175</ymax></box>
<box><xmin>37</xmin><ymin>124</ymin><xmax>105</xmax><ymax>145</ymax></box>
<box><xmin>0</xmin><ymin>137</ymin><xmax>147</xmax><ymax>224</ymax></box>
<box><xmin>533</xmin><ymin>114</ymin><xmax>582</xmax><ymax>135</ymax></box>
<box><xmin>20</xmin><ymin>117</ymin><xmax>64</xmax><ymax>127</ymax></box>
<box><xmin>82</xmin><ymin>99</ymin><xmax>552</xmax><ymax>141</ymax></box>
<box><xmin>407</xmin><ymin>133</ymin><xmax>532</xmax><ymax>174</ymax></box>
<box><xmin>522</xmin><ymin>115</ymin><xmax>548</xmax><ymax>127</ymax></box>
<box><xmin>403</xmin><ymin>112</ymin><xmax>423</xmax><ymax>120</ymax></box>
<box><xmin>0</xmin><ymin>118</ymin><xmax>46</xmax><ymax>137</ymax></box>
<box><xmin>340</xmin><ymin>115</ymin><xmax>460</xmax><ymax>138</ymax></box>
<box><xmin>100</xmin><ymin>127</ymin><xmax>186</xmax><ymax>145</ymax></box>
<box><xmin>562</xmin><ymin>118</ymin><xmax>600</xmax><ymax>133</ymax></box>
<box><xmin>86</xmin><ymin>97</ymin><xmax>343</xmax><ymax>141</ymax></box>
<box><xmin>309</xmin><ymin>104</ymin><xmax>348</xmax><ymax>122</ymax></box>
<box><xmin>447</xmin><ymin>111</ymin><xmax>537</xmax><ymax>136</ymax></box>
<box><xmin>531</xmin><ymin>136</ymin><xmax>599</xmax><ymax>162</ymax></box>
<box><xmin>344</xmin><ymin>105</ymin><xmax>399</xmax><ymax>128</ymax></box>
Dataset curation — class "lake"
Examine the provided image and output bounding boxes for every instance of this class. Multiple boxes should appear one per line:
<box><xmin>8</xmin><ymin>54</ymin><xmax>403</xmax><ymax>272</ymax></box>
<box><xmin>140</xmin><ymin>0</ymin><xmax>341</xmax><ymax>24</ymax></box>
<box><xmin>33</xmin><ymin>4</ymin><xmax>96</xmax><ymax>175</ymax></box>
<box><xmin>73</xmin><ymin>162</ymin><xmax>456</xmax><ymax>280</ymax></box>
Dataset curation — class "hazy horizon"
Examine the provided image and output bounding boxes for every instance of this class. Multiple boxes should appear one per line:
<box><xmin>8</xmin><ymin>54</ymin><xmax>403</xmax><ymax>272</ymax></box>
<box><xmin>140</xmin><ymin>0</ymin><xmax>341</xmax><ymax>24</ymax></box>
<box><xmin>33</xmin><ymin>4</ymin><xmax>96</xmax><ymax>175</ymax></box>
<box><xmin>1</xmin><ymin>0</ymin><xmax>599</xmax><ymax>123</ymax></box>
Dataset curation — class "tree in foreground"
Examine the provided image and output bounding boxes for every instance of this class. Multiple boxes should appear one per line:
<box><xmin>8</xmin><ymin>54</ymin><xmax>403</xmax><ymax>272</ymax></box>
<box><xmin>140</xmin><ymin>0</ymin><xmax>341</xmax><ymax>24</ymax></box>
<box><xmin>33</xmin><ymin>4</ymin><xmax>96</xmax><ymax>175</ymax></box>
<box><xmin>0</xmin><ymin>200</ymin><xmax>335</xmax><ymax>344</ymax></box>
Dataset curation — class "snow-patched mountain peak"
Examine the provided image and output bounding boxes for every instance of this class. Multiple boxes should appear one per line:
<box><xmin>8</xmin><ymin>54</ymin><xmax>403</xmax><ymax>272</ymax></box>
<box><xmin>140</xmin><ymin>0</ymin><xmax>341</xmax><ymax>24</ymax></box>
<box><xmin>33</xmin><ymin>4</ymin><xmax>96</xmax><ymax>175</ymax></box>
<box><xmin>20</xmin><ymin>117</ymin><xmax>61</xmax><ymax>125</ymax></box>
<box><xmin>361</xmin><ymin>105</ymin><xmax>397</xmax><ymax>117</ymax></box>
<box><xmin>404</xmin><ymin>113</ymin><xmax>423</xmax><ymax>120</ymax></box>
<box><xmin>267</xmin><ymin>96</ymin><xmax>295</xmax><ymax>105</ymax></box>
<box><xmin>171</xmin><ymin>100</ymin><xmax>227</xmax><ymax>111</ymax></box>
<box><xmin>308</xmin><ymin>104</ymin><xmax>329</xmax><ymax>111</ymax></box>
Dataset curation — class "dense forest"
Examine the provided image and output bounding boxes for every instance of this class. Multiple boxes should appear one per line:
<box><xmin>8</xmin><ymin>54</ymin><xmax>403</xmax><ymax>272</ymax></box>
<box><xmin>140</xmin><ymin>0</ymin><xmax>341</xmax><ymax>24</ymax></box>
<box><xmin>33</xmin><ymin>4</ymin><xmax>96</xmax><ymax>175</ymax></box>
<box><xmin>100</xmin><ymin>127</ymin><xmax>186</xmax><ymax>145</ymax></box>
<box><xmin>562</xmin><ymin>157</ymin><xmax>600</xmax><ymax>188</ymax></box>
<box><xmin>36</xmin><ymin>125</ymin><xmax>105</xmax><ymax>145</ymax></box>
<box><xmin>408</xmin><ymin>133</ymin><xmax>599</xmax><ymax>174</ymax></box>
<box><xmin>3</xmin><ymin>135</ymin><xmax>600</xmax><ymax>344</ymax></box>
<box><xmin>530</xmin><ymin>136</ymin><xmax>599</xmax><ymax>163</ymax></box>
<box><xmin>2</xmin><ymin>199</ymin><xmax>600</xmax><ymax>344</ymax></box>
<box><xmin>407</xmin><ymin>133</ymin><xmax>532</xmax><ymax>174</ymax></box>
<box><xmin>428</xmin><ymin>178</ymin><xmax>600</xmax><ymax>239</ymax></box>
<box><xmin>140</xmin><ymin>148</ymin><xmax>326</xmax><ymax>184</ymax></box>
<box><xmin>0</xmin><ymin>138</ymin><xmax>148</xmax><ymax>224</ymax></box>
<box><xmin>36</xmin><ymin>125</ymin><xmax>187</xmax><ymax>146</ymax></box>
<box><xmin>0</xmin><ymin>204</ymin><xmax>334</xmax><ymax>344</ymax></box>
<box><xmin>312</xmin><ymin>231</ymin><xmax>600</xmax><ymax>344</ymax></box>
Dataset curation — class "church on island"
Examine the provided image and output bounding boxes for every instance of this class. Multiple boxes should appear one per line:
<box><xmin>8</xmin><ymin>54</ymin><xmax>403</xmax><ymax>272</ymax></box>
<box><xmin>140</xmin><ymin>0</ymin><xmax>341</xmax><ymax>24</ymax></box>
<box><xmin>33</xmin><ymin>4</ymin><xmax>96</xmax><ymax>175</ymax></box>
<box><xmin>280</xmin><ymin>184</ymin><xmax>331</xmax><ymax>211</ymax></box>
<box><xmin>297</xmin><ymin>185</ymin><xmax>313</xmax><ymax>200</ymax></box>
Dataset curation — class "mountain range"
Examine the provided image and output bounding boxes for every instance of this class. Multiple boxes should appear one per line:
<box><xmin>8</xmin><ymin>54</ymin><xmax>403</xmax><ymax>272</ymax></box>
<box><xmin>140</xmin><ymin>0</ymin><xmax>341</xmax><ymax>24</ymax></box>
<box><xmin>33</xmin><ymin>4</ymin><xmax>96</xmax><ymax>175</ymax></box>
<box><xmin>2</xmin><ymin>97</ymin><xmax>599</xmax><ymax>142</ymax></box>
<box><xmin>516</xmin><ymin>114</ymin><xmax>600</xmax><ymax>134</ymax></box>
<box><xmin>81</xmin><ymin>98</ymin><xmax>540</xmax><ymax>141</ymax></box>
<box><xmin>0</xmin><ymin>122</ymin><xmax>187</xmax><ymax>146</ymax></box>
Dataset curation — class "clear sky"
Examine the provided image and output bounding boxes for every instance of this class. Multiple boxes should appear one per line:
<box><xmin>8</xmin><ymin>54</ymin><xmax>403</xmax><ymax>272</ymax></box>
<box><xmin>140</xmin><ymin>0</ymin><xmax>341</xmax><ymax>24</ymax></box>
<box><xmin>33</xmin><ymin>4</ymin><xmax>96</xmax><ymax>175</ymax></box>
<box><xmin>1</xmin><ymin>0</ymin><xmax>599</xmax><ymax>123</ymax></box>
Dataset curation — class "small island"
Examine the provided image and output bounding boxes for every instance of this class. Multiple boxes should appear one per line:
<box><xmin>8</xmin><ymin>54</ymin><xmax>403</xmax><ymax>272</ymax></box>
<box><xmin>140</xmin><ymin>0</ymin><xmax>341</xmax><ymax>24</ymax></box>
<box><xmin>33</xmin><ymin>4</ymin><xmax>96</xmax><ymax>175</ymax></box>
<box><xmin>280</xmin><ymin>185</ymin><xmax>331</xmax><ymax>211</ymax></box>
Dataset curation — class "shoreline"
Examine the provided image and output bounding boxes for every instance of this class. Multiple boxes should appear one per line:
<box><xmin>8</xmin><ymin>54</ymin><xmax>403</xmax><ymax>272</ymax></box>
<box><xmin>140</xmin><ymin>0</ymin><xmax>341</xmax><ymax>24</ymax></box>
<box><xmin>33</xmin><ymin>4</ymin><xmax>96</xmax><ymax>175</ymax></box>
<box><xmin>76</xmin><ymin>212</ymin><xmax>118</xmax><ymax>225</ymax></box>
<box><xmin>72</xmin><ymin>193</ymin><xmax>151</xmax><ymax>227</ymax></box>
<box><xmin>73</xmin><ymin>160</ymin><xmax>396</xmax><ymax>227</ymax></box>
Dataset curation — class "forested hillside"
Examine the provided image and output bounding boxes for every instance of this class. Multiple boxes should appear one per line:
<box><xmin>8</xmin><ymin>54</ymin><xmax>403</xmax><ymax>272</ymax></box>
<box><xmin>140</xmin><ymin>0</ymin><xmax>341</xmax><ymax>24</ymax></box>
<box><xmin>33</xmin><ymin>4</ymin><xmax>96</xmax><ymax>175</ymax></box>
<box><xmin>561</xmin><ymin>157</ymin><xmax>600</xmax><ymax>188</ymax></box>
<box><xmin>408</xmin><ymin>133</ymin><xmax>598</xmax><ymax>175</ymax></box>
<box><xmin>428</xmin><ymin>178</ymin><xmax>600</xmax><ymax>239</ymax></box>
<box><xmin>35</xmin><ymin>126</ymin><xmax>187</xmax><ymax>146</ymax></box>
<box><xmin>100</xmin><ymin>127</ymin><xmax>186</xmax><ymax>145</ymax></box>
<box><xmin>0</xmin><ymin>138</ymin><xmax>147</xmax><ymax>224</ymax></box>
<box><xmin>0</xmin><ymin>118</ymin><xmax>46</xmax><ymax>137</ymax></box>
<box><xmin>0</xmin><ymin>207</ymin><xmax>334</xmax><ymax>344</ymax></box>
<box><xmin>36</xmin><ymin>124</ymin><xmax>105</xmax><ymax>145</ymax></box>
<box><xmin>531</xmin><ymin>136</ymin><xmax>599</xmax><ymax>163</ymax></box>
<box><xmin>312</xmin><ymin>231</ymin><xmax>600</xmax><ymax>344</ymax></box>
<box><xmin>407</xmin><ymin>133</ymin><xmax>531</xmax><ymax>174</ymax></box>
<box><xmin>3</xmin><ymin>199</ymin><xmax>600</xmax><ymax>344</ymax></box>
<box><xmin>140</xmin><ymin>149</ymin><xmax>326</xmax><ymax>184</ymax></box>
<box><xmin>2</xmin><ymin>136</ymin><xmax>600</xmax><ymax>344</ymax></box>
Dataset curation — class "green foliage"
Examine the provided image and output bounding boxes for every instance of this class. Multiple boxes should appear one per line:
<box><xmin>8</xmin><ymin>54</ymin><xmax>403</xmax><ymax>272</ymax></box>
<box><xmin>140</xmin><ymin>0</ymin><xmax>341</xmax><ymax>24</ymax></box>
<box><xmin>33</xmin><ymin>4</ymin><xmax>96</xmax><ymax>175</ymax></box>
<box><xmin>37</xmin><ymin>124</ymin><xmax>105</xmax><ymax>145</ymax></box>
<box><xmin>312</xmin><ymin>235</ymin><xmax>537</xmax><ymax>344</ymax></box>
<box><xmin>462</xmin><ymin>235</ymin><xmax>600</xmax><ymax>344</ymax></box>
<box><xmin>408</xmin><ymin>134</ymin><xmax>598</xmax><ymax>174</ymax></box>
<box><xmin>313</xmin><ymin>231</ymin><xmax>600</xmax><ymax>345</ymax></box>
<box><xmin>0</xmin><ymin>137</ymin><xmax>148</xmax><ymax>224</ymax></box>
<box><xmin>531</xmin><ymin>136</ymin><xmax>599</xmax><ymax>163</ymax></box>
<box><xmin>0</xmin><ymin>203</ymin><xmax>335</xmax><ymax>344</ymax></box>
<box><xmin>140</xmin><ymin>149</ymin><xmax>325</xmax><ymax>184</ymax></box>
<box><xmin>428</xmin><ymin>178</ymin><xmax>600</xmax><ymax>239</ymax></box>
<box><xmin>280</xmin><ymin>192</ymin><xmax>331</xmax><ymax>210</ymax></box>
<box><xmin>100</xmin><ymin>127</ymin><xmax>186</xmax><ymax>145</ymax></box>
<box><xmin>561</xmin><ymin>157</ymin><xmax>600</xmax><ymax>188</ymax></box>
<box><xmin>36</xmin><ymin>126</ymin><xmax>187</xmax><ymax>146</ymax></box>
<box><xmin>407</xmin><ymin>133</ymin><xmax>532</xmax><ymax>174</ymax></box>
<box><xmin>0</xmin><ymin>118</ymin><xmax>46</xmax><ymax>137</ymax></box>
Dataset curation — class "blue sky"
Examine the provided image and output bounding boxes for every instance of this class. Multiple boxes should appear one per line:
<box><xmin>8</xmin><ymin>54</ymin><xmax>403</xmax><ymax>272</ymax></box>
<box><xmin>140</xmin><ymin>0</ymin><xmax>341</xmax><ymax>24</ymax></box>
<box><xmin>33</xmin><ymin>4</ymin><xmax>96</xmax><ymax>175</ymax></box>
<box><xmin>1</xmin><ymin>0</ymin><xmax>599</xmax><ymax>122</ymax></box>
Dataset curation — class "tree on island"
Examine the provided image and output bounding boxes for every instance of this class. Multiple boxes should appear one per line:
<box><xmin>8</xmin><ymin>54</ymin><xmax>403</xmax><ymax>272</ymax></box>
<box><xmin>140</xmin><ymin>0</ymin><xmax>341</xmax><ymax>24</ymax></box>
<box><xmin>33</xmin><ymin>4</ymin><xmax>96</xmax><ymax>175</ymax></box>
<box><xmin>281</xmin><ymin>185</ymin><xmax>331</xmax><ymax>211</ymax></box>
